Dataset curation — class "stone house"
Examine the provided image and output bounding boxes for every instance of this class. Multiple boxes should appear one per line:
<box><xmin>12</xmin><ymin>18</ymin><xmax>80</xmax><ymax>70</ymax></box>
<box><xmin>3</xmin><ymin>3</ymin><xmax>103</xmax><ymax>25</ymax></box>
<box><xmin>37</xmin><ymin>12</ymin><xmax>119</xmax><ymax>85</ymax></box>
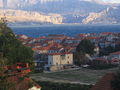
<box><xmin>34</xmin><ymin>52</ymin><xmax>73</xmax><ymax>71</ymax></box>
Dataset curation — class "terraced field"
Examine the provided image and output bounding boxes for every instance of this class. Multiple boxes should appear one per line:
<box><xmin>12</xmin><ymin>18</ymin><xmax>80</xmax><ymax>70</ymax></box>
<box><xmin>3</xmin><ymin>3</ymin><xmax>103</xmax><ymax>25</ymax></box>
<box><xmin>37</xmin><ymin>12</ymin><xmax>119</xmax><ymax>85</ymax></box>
<box><xmin>30</xmin><ymin>68</ymin><xmax>118</xmax><ymax>85</ymax></box>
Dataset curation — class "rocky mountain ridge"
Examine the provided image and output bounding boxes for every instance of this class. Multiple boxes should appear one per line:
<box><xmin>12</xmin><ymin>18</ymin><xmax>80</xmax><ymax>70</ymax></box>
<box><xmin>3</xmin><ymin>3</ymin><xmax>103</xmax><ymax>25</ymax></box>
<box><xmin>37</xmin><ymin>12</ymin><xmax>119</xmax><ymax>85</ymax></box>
<box><xmin>0</xmin><ymin>0</ymin><xmax>107</xmax><ymax>15</ymax></box>
<box><xmin>0</xmin><ymin>9</ymin><xmax>63</xmax><ymax>24</ymax></box>
<box><xmin>82</xmin><ymin>6</ymin><xmax>120</xmax><ymax>24</ymax></box>
<box><xmin>0</xmin><ymin>0</ymin><xmax>120</xmax><ymax>25</ymax></box>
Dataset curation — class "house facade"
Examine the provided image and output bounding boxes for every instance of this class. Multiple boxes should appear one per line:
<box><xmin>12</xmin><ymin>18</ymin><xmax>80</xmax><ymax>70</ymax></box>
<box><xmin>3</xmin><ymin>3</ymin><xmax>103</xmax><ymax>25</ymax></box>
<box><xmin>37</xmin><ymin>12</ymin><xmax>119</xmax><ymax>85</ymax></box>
<box><xmin>34</xmin><ymin>52</ymin><xmax>73</xmax><ymax>71</ymax></box>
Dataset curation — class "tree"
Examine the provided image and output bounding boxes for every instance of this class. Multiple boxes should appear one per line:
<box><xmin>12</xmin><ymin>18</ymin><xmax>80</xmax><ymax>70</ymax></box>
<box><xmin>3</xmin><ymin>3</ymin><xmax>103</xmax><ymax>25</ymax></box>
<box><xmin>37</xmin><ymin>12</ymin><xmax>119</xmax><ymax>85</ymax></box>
<box><xmin>99</xmin><ymin>45</ymin><xmax>116</xmax><ymax>56</ymax></box>
<box><xmin>76</xmin><ymin>40</ymin><xmax>95</xmax><ymax>55</ymax></box>
<box><xmin>0</xmin><ymin>18</ymin><xmax>33</xmax><ymax>64</ymax></box>
<box><xmin>115</xmin><ymin>44</ymin><xmax>120</xmax><ymax>52</ymax></box>
<box><xmin>111</xmin><ymin>71</ymin><xmax>120</xmax><ymax>90</ymax></box>
<box><xmin>0</xmin><ymin>18</ymin><xmax>34</xmax><ymax>90</ymax></box>
<box><xmin>0</xmin><ymin>73</ymin><xmax>14</xmax><ymax>90</ymax></box>
<box><xmin>0</xmin><ymin>55</ymin><xmax>13</xmax><ymax>90</ymax></box>
<box><xmin>75</xmin><ymin>40</ymin><xmax>95</xmax><ymax>65</ymax></box>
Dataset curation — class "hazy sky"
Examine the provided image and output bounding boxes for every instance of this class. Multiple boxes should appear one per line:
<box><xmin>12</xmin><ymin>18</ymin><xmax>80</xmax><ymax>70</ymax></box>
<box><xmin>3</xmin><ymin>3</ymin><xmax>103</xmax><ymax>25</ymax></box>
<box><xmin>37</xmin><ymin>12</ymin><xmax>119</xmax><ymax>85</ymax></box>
<box><xmin>87</xmin><ymin>0</ymin><xmax>120</xmax><ymax>3</ymax></box>
<box><xmin>103</xmin><ymin>0</ymin><xmax>120</xmax><ymax>3</ymax></box>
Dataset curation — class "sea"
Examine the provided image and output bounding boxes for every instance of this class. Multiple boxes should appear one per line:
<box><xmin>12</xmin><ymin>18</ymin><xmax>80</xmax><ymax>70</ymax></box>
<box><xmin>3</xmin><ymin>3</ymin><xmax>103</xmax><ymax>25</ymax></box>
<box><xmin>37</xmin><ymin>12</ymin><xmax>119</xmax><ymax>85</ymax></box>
<box><xmin>11</xmin><ymin>24</ymin><xmax>120</xmax><ymax>38</ymax></box>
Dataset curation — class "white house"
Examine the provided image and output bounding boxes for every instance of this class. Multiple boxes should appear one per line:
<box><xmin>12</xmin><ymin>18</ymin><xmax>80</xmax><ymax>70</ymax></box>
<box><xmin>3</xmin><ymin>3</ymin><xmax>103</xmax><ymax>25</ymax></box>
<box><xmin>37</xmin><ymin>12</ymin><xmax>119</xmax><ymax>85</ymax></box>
<box><xmin>34</xmin><ymin>52</ymin><xmax>73</xmax><ymax>71</ymax></box>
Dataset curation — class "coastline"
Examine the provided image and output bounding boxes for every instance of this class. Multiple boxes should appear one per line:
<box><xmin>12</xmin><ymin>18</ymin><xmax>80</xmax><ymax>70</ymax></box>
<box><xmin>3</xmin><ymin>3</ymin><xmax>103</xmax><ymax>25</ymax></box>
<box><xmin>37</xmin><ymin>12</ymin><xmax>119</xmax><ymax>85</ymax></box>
<box><xmin>9</xmin><ymin>23</ymin><xmax>120</xmax><ymax>28</ymax></box>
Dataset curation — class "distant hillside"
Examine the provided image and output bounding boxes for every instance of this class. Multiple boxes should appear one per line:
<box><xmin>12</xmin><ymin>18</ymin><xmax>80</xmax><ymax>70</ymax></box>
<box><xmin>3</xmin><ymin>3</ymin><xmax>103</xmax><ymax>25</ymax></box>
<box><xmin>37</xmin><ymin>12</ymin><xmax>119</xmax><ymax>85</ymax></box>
<box><xmin>1</xmin><ymin>0</ymin><xmax>120</xmax><ymax>25</ymax></box>
<box><xmin>82</xmin><ymin>6</ymin><xmax>120</xmax><ymax>24</ymax></box>
<box><xmin>0</xmin><ymin>0</ymin><xmax>107</xmax><ymax>15</ymax></box>
<box><xmin>0</xmin><ymin>9</ymin><xmax>63</xmax><ymax>25</ymax></box>
<box><xmin>0</xmin><ymin>0</ymin><xmax>111</xmax><ymax>25</ymax></box>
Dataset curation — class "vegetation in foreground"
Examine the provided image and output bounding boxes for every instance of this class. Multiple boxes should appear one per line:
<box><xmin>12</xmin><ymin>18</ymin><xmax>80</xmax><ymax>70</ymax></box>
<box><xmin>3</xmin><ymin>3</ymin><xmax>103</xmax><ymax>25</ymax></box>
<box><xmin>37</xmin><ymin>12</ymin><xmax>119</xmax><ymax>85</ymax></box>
<box><xmin>0</xmin><ymin>18</ymin><xmax>33</xmax><ymax>65</ymax></box>
<box><xmin>111</xmin><ymin>70</ymin><xmax>120</xmax><ymax>90</ymax></box>
<box><xmin>30</xmin><ymin>67</ymin><xmax>118</xmax><ymax>85</ymax></box>
<box><xmin>0</xmin><ymin>18</ymin><xmax>33</xmax><ymax>90</ymax></box>
<box><xmin>88</xmin><ymin>64</ymin><xmax>118</xmax><ymax>70</ymax></box>
<box><xmin>36</xmin><ymin>81</ymin><xmax>92</xmax><ymax>90</ymax></box>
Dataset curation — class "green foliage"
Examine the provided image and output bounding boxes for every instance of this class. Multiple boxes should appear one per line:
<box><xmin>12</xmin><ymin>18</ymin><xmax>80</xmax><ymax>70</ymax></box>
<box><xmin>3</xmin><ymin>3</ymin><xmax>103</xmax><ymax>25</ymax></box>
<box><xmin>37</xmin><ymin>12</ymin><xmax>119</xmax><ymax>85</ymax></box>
<box><xmin>0</xmin><ymin>56</ymin><xmax>8</xmax><ymax>67</ymax></box>
<box><xmin>0</xmin><ymin>18</ymin><xmax>33</xmax><ymax>90</ymax></box>
<box><xmin>73</xmin><ymin>51</ymin><xmax>86</xmax><ymax>66</ymax></box>
<box><xmin>28</xmin><ymin>82</ymin><xmax>34</xmax><ymax>89</ymax></box>
<box><xmin>0</xmin><ymin>76</ymin><xmax>13</xmax><ymax>90</ymax></box>
<box><xmin>0</xmin><ymin>18</ymin><xmax>33</xmax><ymax>64</ymax></box>
<box><xmin>99</xmin><ymin>46</ymin><xmax>115</xmax><ymax>56</ymax></box>
<box><xmin>36</xmin><ymin>81</ymin><xmax>92</xmax><ymax>90</ymax></box>
<box><xmin>99</xmin><ymin>45</ymin><xmax>120</xmax><ymax>56</ymax></box>
<box><xmin>76</xmin><ymin>40</ymin><xmax>95</xmax><ymax>55</ymax></box>
<box><xmin>111</xmin><ymin>71</ymin><xmax>120</xmax><ymax>90</ymax></box>
<box><xmin>89</xmin><ymin>64</ymin><xmax>118</xmax><ymax>70</ymax></box>
<box><xmin>74</xmin><ymin>40</ymin><xmax>95</xmax><ymax>66</ymax></box>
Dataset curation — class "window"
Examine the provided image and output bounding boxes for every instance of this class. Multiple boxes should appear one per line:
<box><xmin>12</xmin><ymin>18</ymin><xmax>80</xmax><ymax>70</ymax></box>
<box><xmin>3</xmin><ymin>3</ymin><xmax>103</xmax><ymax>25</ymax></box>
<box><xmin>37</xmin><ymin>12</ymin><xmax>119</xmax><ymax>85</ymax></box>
<box><xmin>56</xmin><ymin>62</ymin><xmax>58</xmax><ymax>65</ymax></box>
<box><xmin>61</xmin><ymin>54</ymin><xmax>65</xmax><ymax>60</ymax></box>
<box><xmin>67</xmin><ymin>61</ymin><xmax>69</xmax><ymax>64</ymax></box>
<box><xmin>68</xmin><ymin>56</ymin><xmax>69</xmax><ymax>59</ymax></box>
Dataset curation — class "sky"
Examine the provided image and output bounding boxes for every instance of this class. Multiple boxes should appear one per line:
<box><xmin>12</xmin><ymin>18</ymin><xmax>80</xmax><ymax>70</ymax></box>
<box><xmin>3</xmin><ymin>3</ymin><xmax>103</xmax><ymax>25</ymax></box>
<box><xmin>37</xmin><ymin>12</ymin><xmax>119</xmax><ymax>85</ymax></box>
<box><xmin>103</xmin><ymin>0</ymin><xmax>120</xmax><ymax>3</ymax></box>
<box><xmin>87</xmin><ymin>0</ymin><xmax>120</xmax><ymax>4</ymax></box>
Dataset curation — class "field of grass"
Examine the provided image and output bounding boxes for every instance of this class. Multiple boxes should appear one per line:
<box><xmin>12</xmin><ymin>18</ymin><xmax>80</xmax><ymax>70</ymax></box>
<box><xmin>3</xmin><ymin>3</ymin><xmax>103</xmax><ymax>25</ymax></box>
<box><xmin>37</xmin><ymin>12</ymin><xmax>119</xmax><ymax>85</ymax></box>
<box><xmin>30</xmin><ymin>67</ymin><xmax>118</xmax><ymax>85</ymax></box>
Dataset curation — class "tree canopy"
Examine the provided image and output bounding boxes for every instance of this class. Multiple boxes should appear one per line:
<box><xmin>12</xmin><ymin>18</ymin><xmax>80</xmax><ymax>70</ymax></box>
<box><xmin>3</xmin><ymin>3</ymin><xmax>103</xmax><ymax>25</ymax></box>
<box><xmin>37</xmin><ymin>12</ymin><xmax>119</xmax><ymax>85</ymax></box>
<box><xmin>0</xmin><ymin>18</ymin><xmax>33</xmax><ymax>65</ymax></box>
<box><xmin>76</xmin><ymin>39</ymin><xmax>95</xmax><ymax>55</ymax></box>
<box><xmin>74</xmin><ymin>40</ymin><xmax>95</xmax><ymax>66</ymax></box>
<box><xmin>111</xmin><ymin>71</ymin><xmax>120</xmax><ymax>90</ymax></box>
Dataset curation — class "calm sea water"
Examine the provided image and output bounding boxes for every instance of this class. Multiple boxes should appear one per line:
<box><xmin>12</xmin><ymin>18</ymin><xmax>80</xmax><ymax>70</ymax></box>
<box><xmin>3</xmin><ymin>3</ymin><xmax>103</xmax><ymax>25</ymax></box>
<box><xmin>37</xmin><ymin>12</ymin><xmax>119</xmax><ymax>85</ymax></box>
<box><xmin>11</xmin><ymin>24</ymin><xmax>120</xmax><ymax>37</ymax></box>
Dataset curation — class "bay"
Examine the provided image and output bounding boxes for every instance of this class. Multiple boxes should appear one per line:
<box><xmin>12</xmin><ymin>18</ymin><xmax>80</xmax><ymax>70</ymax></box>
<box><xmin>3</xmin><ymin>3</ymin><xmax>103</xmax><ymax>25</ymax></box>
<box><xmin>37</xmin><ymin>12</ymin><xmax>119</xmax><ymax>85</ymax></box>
<box><xmin>11</xmin><ymin>24</ymin><xmax>120</xmax><ymax>37</ymax></box>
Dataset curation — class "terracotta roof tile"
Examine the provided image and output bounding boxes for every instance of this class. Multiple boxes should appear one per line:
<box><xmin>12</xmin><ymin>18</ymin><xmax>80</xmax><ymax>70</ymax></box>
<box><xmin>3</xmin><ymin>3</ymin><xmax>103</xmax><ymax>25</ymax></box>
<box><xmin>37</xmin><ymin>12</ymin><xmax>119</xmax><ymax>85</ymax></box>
<box><xmin>110</xmin><ymin>51</ymin><xmax>120</xmax><ymax>55</ymax></box>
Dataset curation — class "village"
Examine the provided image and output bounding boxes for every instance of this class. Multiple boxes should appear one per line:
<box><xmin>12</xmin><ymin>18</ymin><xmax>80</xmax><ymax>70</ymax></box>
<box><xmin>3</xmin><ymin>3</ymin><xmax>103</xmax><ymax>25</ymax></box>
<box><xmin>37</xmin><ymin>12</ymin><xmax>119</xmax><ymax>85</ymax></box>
<box><xmin>16</xmin><ymin>32</ymin><xmax>120</xmax><ymax>72</ymax></box>
<box><xmin>1</xmin><ymin>24</ymin><xmax>120</xmax><ymax>90</ymax></box>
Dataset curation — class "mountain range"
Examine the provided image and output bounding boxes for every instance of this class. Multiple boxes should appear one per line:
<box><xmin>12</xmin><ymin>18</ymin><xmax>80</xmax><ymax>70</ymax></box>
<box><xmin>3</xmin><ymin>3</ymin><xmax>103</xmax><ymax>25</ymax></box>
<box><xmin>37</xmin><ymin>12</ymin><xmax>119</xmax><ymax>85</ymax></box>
<box><xmin>0</xmin><ymin>0</ymin><xmax>120</xmax><ymax>25</ymax></box>
<box><xmin>0</xmin><ymin>9</ymin><xmax>63</xmax><ymax>25</ymax></box>
<box><xmin>82</xmin><ymin>6</ymin><xmax>120</xmax><ymax>24</ymax></box>
<box><xmin>0</xmin><ymin>0</ymin><xmax>107</xmax><ymax>14</ymax></box>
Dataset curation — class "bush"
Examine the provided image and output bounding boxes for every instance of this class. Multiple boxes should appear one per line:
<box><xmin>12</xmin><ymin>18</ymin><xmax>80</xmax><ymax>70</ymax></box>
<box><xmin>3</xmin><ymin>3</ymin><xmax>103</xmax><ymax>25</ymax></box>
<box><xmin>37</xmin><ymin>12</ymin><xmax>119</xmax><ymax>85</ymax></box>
<box><xmin>88</xmin><ymin>64</ymin><xmax>118</xmax><ymax>70</ymax></box>
<box><xmin>111</xmin><ymin>71</ymin><xmax>120</xmax><ymax>90</ymax></box>
<box><xmin>36</xmin><ymin>81</ymin><xmax>92</xmax><ymax>90</ymax></box>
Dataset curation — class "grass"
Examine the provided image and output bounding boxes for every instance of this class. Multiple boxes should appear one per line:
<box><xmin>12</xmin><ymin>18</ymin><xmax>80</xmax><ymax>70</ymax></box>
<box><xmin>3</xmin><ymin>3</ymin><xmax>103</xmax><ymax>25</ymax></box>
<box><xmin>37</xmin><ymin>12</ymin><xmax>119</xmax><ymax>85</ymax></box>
<box><xmin>36</xmin><ymin>81</ymin><xmax>92</xmax><ymax>90</ymax></box>
<box><xmin>30</xmin><ymin>67</ymin><xmax>118</xmax><ymax>85</ymax></box>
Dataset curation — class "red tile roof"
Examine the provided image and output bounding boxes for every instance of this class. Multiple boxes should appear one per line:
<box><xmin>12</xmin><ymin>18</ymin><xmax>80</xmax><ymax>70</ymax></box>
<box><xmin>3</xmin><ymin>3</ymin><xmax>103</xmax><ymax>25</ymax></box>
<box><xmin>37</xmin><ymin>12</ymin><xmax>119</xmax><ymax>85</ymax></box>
<box><xmin>35</xmin><ymin>36</ymin><xmax>46</xmax><ymax>40</ymax></box>
<box><xmin>48</xmin><ymin>52</ymin><xmax>72</xmax><ymax>55</ymax></box>
<box><xmin>110</xmin><ymin>51</ymin><xmax>120</xmax><ymax>55</ymax></box>
<box><xmin>32</xmin><ymin>47</ymin><xmax>49</xmax><ymax>51</ymax></box>
<box><xmin>94</xmin><ymin>57</ymin><xmax>107</xmax><ymax>61</ymax></box>
<box><xmin>48</xmin><ymin>34</ymin><xmax>66</xmax><ymax>37</ymax></box>
<box><xmin>100</xmin><ymin>32</ymin><xmax>113</xmax><ymax>35</ymax></box>
<box><xmin>76</xmin><ymin>34</ymin><xmax>87</xmax><ymax>37</ymax></box>
<box><xmin>32</xmin><ymin>42</ymin><xmax>63</xmax><ymax>51</ymax></box>
<box><xmin>7</xmin><ymin>76</ymin><xmax>41</xmax><ymax>90</ymax></box>
<box><xmin>84</xmin><ymin>37</ymin><xmax>99</xmax><ymax>40</ymax></box>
